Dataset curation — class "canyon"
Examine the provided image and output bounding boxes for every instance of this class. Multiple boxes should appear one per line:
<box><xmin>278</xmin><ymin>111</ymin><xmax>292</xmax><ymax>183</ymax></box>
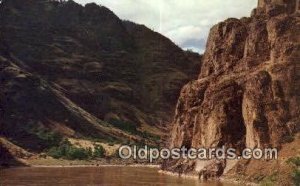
<box><xmin>0</xmin><ymin>0</ymin><xmax>200</xmax><ymax>164</ymax></box>
<box><xmin>0</xmin><ymin>0</ymin><xmax>299</xmax><ymax>185</ymax></box>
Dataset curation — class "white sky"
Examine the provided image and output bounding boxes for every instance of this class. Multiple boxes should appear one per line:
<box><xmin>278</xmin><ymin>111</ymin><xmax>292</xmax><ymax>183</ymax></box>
<box><xmin>74</xmin><ymin>0</ymin><xmax>257</xmax><ymax>53</ymax></box>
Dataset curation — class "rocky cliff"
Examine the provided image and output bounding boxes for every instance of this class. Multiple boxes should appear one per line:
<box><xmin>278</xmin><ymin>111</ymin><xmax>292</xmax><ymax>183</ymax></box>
<box><xmin>0</xmin><ymin>0</ymin><xmax>201</xmax><ymax>160</ymax></box>
<box><xmin>164</xmin><ymin>0</ymin><xmax>300</xmax><ymax>182</ymax></box>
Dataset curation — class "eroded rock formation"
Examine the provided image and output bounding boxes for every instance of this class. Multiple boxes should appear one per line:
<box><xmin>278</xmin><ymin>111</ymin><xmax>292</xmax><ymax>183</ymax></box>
<box><xmin>165</xmin><ymin>0</ymin><xmax>300</xmax><ymax>179</ymax></box>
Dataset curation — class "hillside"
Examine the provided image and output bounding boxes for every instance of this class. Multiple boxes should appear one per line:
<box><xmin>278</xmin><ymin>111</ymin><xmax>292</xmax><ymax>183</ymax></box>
<box><xmin>0</xmin><ymin>0</ymin><xmax>201</xmax><ymax>164</ymax></box>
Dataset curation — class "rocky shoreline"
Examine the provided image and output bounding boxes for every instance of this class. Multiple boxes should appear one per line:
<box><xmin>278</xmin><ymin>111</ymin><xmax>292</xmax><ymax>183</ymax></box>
<box><xmin>158</xmin><ymin>170</ymin><xmax>259</xmax><ymax>186</ymax></box>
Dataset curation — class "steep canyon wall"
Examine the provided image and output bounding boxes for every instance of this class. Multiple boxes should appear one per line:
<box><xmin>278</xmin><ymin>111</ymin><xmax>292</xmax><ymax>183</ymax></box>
<box><xmin>165</xmin><ymin>0</ymin><xmax>300</xmax><ymax>179</ymax></box>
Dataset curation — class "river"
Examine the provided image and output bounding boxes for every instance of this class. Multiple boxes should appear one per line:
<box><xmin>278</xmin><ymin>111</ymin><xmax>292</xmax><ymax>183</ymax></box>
<box><xmin>0</xmin><ymin>166</ymin><xmax>234</xmax><ymax>186</ymax></box>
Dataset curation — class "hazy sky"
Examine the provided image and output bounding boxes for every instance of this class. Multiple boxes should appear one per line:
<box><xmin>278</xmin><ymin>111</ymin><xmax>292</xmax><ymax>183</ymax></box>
<box><xmin>74</xmin><ymin>0</ymin><xmax>257</xmax><ymax>53</ymax></box>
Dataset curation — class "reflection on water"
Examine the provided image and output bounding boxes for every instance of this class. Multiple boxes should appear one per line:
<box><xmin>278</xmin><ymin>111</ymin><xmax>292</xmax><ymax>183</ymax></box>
<box><xmin>0</xmin><ymin>166</ymin><xmax>233</xmax><ymax>186</ymax></box>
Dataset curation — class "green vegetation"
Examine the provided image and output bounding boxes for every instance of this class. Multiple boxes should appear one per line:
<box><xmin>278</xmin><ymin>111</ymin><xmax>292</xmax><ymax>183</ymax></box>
<box><xmin>93</xmin><ymin>145</ymin><xmax>105</xmax><ymax>158</ymax></box>
<box><xmin>35</xmin><ymin>130</ymin><xmax>63</xmax><ymax>148</ymax></box>
<box><xmin>259</xmin><ymin>157</ymin><xmax>300</xmax><ymax>186</ymax></box>
<box><xmin>292</xmin><ymin>169</ymin><xmax>300</xmax><ymax>186</ymax></box>
<box><xmin>21</xmin><ymin>120</ymin><xmax>63</xmax><ymax>148</ymax></box>
<box><xmin>108</xmin><ymin>119</ymin><xmax>160</xmax><ymax>143</ymax></box>
<box><xmin>140</xmin><ymin>131</ymin><xmax>160</xmax><ymax>142</ymax></box>
<box><xmin>287</xmin><ymin>157</ymin><xmax>300</xmax><ymax>167</ymax></box>
<box><xmin>65</xmin><ymin>147</ymin><xmax>91</xmax><ymax>160</ymax></box>
<box><xmin>47</xmin><ymin>140</ymin><xmax>106</xmax><ymax>160</ymax></box>
<box><xmin>260</xmin><ymin>173</ymin><xmax>278</xmax><ymax>186</ymax></box>
<box><xmin>109</xmin><ymin>119</ymin><xmax>138</xmax><ymax>134</ymax></box>
<box><xmin>287</xmin><ymin>157</ymin><xmax>300</xmax><ymax>186</ymax></box>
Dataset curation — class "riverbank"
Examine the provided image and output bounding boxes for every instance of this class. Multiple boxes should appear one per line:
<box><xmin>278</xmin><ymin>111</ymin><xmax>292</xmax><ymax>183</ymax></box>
<box><xmin>0</xmin><ymin>155</ymin><xmax>161</xmax><ymax>169</ymax></box>
<box><xmin>158</xmin><ymin>170</ymin><xmax>258</xmax><ymax>186</ymax></box>
<box><xmin>29</xmin><ymin>164</ymin><xmax>160</xmax><ymax>168</ymax></box>
<box><xmin>1</xmin><ymin>158</ymin><xmax>258</xmax><ymax>186</ymax></box>
<box><xmin>1</xmin><ymin>165</ymin><xmax>230</xmax><ymax>186</ymax></box>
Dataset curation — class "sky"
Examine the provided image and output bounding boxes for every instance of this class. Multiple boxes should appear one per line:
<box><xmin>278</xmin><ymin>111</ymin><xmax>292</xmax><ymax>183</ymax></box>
<box><xmin>74</xmin><ymin>0</ymin><xmax>257</xmax><ymax>54</ymax></box>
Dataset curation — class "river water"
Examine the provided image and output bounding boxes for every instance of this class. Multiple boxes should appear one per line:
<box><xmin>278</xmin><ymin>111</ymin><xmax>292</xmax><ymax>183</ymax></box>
<box><xmin>0</xmin><ymin>166</ymin><xmax>234</xmax><ymax>186</ymax></box>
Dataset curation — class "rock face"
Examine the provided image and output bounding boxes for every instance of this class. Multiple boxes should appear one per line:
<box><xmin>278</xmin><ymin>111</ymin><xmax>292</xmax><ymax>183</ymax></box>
<box><xmin>257</xmin><ymin>0</ymin><xmax>300</xmax><ymax>15</ymax></box>
<box><xmin>0</xmin><ymin>0</ymin><xmax>201</xmax><ymax>153</ymax></box>
<box><xmin>165</xmin><ymin>0</ymin><xmax>300</xmax><ymax>178</ymax></box>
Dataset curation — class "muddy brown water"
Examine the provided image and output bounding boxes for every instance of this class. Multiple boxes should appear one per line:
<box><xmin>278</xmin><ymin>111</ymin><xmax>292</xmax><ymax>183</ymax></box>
<box><xmin>0</xmin><ymin>166</ymin><xmax>235</xmax><ymax>186</ymax></box>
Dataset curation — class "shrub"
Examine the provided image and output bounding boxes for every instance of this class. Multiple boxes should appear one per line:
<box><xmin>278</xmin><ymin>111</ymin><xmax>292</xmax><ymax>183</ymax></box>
<box><xmin>292</xmin><ymin>169</ymin><xmax>300</xmax><ymax>186</ymax></box>
<box><xmin>47</xmin><ymin>140</ymin><xmax>106</xmax><ymax>160</ymax></box>
<box><xmin>93</xmin><ymin>145</ymin><xmax>105</xmax><ymax>158</ymax></box>
<box><xmin>48</xmin><ymin>145</ymin><xmax>90</xmax><ymax>160</ymax></box>
<box><xmin>47</xmin><ymin>139</ymin><xmax>71</xmax><ymax>159</ymax></box>
<box><xmin>286</xmin><ymin>157</ymin><xmax>300</xmax><ymax>186</ymax></box>
<box><xmin>287</xmin><ymin>157</ymin><xmax>300</xmax><ymax>167</ymax></box>
<box><xmin>260</xmin><ymin>173</ymin><xmax>277</xmax><ymax>186</ymax></box>
<box><xmin>47</xmin><ymin>146</ymin><xmax>65</xmax><ymax>159</ymax></box>
<box><xmin>65</xmin><ymin>146</ymin><xmax>90</xmax><ymax>160</ymax></box>
<box><xmin>287</xmin><ymin>157</ymin><xmax>300</xmax><ymax>186</ymax></box>
<box><xmin>23</xmin><ymin>122</ymin><xmax>63</xmax><ymax>149</ymax></box>
<box><xmin>87</xmin><ymin>147</ymin><xmax>93</xmax><ymax>157</ymax></box>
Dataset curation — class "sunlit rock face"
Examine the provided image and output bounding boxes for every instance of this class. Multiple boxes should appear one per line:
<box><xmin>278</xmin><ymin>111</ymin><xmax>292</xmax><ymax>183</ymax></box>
<box><xmin>257</xmin><ymin>0</ymin><xmax>300</xmax><ymax>14</ymax></box>
<box><xmin>164</xmin><ymin>0</ymin><xmax>300</xmax><ymax>179</ymax></box>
